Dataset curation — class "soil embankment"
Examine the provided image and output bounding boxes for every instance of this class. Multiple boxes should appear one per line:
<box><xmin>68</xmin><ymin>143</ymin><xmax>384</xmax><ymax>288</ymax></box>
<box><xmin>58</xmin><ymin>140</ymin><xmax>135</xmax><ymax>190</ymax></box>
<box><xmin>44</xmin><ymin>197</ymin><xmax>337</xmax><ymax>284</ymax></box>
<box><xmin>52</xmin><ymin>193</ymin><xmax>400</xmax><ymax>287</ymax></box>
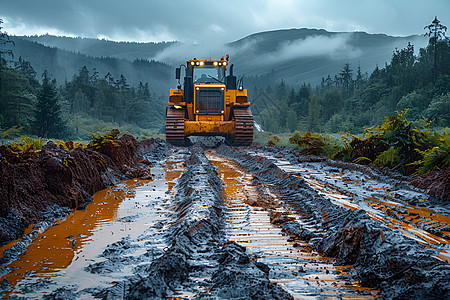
<box><xmin>0</xmin><ymin>134</ymin><xmax>155</xmax><ymax>246</ymax></box>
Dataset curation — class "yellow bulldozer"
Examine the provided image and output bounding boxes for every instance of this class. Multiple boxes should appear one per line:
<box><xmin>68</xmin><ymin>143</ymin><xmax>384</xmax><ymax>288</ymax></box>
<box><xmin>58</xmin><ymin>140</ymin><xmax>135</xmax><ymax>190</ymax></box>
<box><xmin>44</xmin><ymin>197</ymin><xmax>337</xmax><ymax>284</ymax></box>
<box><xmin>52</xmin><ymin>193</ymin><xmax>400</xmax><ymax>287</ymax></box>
<box><xmin>166</xmin><ymin>55</ymin><xmax>253</xmax><ymax>146</ymax></box>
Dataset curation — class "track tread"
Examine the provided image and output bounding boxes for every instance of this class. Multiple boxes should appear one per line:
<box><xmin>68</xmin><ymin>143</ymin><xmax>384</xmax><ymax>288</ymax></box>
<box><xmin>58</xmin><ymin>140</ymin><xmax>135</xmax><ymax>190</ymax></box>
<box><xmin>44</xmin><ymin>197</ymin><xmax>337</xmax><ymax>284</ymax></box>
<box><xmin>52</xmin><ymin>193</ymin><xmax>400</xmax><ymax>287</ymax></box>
<box><xmin>233</xmin><ymin>108</ymin><xmax>254</xmax><ymax>146</ymax></box>
<box><xmin>166</xmin><ymin>108</ymin><xmax>185</xmax><ymax>146</ymax></box>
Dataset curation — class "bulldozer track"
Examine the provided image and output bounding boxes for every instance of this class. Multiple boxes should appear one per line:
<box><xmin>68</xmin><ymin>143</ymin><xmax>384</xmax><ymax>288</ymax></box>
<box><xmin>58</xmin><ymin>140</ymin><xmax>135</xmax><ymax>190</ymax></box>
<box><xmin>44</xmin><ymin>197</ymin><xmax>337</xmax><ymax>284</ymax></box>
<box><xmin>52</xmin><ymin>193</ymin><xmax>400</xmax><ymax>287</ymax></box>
<box><xmin>233</xmin><ymin>108</ymin><xmax>254</xmax><ymax>146</ymax></box>
<box><xmin>165</xmin><ymin>108</ymin><xmax>185</xmax><ymax>146</ymax></box>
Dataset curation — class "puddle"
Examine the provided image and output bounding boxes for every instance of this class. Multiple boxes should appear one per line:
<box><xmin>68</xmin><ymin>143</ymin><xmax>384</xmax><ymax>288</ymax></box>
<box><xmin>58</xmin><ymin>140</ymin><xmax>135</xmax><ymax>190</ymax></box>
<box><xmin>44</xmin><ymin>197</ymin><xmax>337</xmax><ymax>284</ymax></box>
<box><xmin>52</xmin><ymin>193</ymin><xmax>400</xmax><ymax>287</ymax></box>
<box><xmin>249</xmin><ymin>150</ymin><xmax>450</xmax><ymax>263</ymax></box>
<box><xmin>0</xmin><ymin>153</ymin><xmax>187</xmax><ymax>298</ymax></box>
<box><xmin>207</xmin><ymin>151</ymin><xmax>380</xmax><ymax>299</ymax></box>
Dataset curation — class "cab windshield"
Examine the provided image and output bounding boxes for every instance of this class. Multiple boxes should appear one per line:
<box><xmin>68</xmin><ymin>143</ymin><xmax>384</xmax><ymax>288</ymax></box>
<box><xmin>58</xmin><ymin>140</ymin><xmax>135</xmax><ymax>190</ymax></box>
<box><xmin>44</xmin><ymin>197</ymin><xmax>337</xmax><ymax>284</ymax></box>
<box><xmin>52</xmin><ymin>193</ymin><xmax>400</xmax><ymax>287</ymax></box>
<box><xmin>193</xmin><ymin>66</ymin><xmax>225</xmax><ymax>83</ymax></box>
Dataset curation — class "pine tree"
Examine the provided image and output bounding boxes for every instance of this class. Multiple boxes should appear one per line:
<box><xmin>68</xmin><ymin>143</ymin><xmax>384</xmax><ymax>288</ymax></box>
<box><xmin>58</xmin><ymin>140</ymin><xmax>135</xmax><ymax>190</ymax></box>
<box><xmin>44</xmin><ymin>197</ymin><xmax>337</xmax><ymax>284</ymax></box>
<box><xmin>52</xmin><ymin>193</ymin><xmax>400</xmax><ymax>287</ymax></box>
<box><xmin>33</xmin><ymin>70</ymin><xmax>66</xmax><ymax>137</ymax></box>
<box><xmin>338</xmin><ymin>63</ymin><xmax>353</xmax><ymax>97</ymax></box>
<box><xmin>424</xmin><ymin>16</ymin><xmax>447</xmax><ymax>84</ymax></box>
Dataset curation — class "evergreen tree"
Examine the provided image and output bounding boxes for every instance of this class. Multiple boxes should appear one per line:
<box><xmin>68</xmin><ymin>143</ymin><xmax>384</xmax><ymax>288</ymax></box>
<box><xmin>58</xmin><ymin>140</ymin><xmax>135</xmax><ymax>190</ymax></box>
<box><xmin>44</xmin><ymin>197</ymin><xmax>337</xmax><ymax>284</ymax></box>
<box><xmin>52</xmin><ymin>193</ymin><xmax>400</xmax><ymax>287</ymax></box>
<box><xmin>306</xmin><ymin>94</ymin><xmax>322</xmax><ymax>132</ymax></box>
<box><xmin>286</xmin><ymin>109</ymin><xmax>297</xmax><ymax>132</ymax></box>
<box><xmin>424</xmin><ymin>16</ymin><xmax>447</xmax><ymax>84</ymax></box>
<box><xmin>33</xmin><ymin>70</ymin><xmax>66</xmax><ymax>137</ymax></box>
<box><xmin>355</xmin><ymin>65</ymin><xmax>363</xmax><ymax>89</ymax></box>
<box><xmin>338</xmin><ymin>63</ymin><xmax>353</xmax><ymax>97</ymax></box>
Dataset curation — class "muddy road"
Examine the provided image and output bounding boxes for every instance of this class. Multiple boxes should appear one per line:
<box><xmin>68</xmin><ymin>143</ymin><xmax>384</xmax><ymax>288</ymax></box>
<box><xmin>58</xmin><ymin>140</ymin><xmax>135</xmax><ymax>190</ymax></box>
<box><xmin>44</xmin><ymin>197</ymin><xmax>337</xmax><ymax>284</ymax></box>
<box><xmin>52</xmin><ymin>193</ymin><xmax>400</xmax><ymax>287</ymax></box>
<box><xmin>0</xmin><ymin>142</ymin><xmax>449</xmax><ymax>299</ymax></box>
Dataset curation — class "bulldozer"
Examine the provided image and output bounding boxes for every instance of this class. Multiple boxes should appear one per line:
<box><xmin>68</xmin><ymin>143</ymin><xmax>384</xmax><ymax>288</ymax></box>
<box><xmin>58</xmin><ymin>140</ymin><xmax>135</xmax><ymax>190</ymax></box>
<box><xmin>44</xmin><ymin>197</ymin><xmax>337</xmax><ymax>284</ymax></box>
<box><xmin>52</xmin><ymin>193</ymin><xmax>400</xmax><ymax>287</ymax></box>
<box><xmin>166</xmin><ymin>55</ymin><xmax>253</xmax><ymax>146</ymax></box>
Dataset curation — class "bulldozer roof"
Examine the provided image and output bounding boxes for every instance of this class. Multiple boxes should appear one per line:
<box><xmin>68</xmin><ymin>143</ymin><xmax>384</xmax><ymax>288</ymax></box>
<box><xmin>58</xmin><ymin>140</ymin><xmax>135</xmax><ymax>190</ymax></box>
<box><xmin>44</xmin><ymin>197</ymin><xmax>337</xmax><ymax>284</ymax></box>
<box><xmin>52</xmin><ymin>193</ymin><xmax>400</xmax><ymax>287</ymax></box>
<box><xmin>187</xmin><ymin>58</ymin><xmax>228</xmax><ymax>68</ymax></box>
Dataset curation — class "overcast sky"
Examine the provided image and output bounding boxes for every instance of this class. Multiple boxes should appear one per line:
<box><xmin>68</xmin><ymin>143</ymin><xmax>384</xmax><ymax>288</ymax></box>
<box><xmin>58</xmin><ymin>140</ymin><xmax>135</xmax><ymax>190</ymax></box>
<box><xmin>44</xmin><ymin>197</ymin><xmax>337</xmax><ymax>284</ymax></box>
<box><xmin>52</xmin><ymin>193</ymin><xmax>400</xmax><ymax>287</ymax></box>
<box><xmin>1</xmin><ymin>0</ymin><xmax>449</xmax><ymax>44</ymax></box>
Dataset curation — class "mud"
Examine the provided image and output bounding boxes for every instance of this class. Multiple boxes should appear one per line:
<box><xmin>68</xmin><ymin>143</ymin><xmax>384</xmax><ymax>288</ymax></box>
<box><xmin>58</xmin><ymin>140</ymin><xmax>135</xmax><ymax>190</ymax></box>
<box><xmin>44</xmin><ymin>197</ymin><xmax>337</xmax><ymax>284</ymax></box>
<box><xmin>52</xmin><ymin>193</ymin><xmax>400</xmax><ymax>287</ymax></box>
<box><xmin>0</xmin><ymin>135</ymin><xmax>154</xmax><ymax>247</ymax></box>
<box><xmin>1</xmin><ymin>138</ymin><xmax>448</xmax><ymax>299</ymax></box>
<box><xmin>125</xmin><ymin>145</ymin><xmax>291</xmax><ymax>299</ymax></box>
<box><xmin>216</xmin><ymin>144</ymin><xmax>450</xmax><ymax>299</ymax></box>
<box><xmin>0</xmin><ymin>143</ymin><xmax>184</xmax><ymax>298</ymax></box>
<box><xmin>208</xmin><ymin>151</ymin><xmax>381</xmax><ymax>298</ymax></box>
<box><xmin>409</xmin><ymin>166</ymin><xmax>450</xmax><ymax>202</ymax></box>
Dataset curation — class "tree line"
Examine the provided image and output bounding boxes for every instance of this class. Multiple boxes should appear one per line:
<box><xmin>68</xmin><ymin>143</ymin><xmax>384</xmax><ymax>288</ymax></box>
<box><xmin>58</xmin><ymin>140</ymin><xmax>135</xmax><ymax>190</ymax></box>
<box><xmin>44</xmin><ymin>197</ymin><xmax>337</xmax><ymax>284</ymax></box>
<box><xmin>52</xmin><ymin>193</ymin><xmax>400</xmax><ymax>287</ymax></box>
<box><xmin>251</xmin><ymin>18</ymin><xmax>449</xmax><ymax>133</ymax></box>
<box><xmin>0</xmin><ymin>59</ymin><xmax>166</xmax><ymax>138</ymax></box>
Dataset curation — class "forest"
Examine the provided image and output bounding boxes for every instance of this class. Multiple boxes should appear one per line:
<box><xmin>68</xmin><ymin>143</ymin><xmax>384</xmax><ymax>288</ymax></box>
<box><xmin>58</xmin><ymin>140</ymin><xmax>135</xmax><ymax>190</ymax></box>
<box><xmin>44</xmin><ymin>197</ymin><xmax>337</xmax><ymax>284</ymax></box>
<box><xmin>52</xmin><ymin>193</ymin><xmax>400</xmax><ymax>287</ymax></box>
<box><xmin>250</xmin><ymin>35</ymin><xmax>450</xmax><ymax>133</ymax></box>
<box><xmin>0</xmin><ymin>19</ymin><xmax>449</xmax><ymax>140</ymax></box>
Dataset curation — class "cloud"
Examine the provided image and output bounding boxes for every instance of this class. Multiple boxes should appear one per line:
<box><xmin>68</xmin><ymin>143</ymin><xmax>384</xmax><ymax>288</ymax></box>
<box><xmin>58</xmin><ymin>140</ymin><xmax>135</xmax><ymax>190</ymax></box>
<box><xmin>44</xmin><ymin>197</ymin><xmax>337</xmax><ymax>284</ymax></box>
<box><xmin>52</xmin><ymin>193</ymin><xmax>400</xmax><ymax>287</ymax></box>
<box><xmin>272</xmin><ymin>35</ymin><xmax>362</xmax><ymax>62</ymax></box>
<box><xmin>2</xmin><ymin>18</ymin><xmax>77</xmax><ymax>37</ymax></box>
<box><xmin>152</xmin><ymin>42</ymin><xmax>229</xmax><ymax>65</ymax></box>
<box><xmin>228</xmin><ymin>34</ymin><xmax>363</xmax><ymax>68</ymax></box>
<box><xmin>1</xmin><ymin>0</ymin><xmax>449</xmax><ymax>45</ymax></box>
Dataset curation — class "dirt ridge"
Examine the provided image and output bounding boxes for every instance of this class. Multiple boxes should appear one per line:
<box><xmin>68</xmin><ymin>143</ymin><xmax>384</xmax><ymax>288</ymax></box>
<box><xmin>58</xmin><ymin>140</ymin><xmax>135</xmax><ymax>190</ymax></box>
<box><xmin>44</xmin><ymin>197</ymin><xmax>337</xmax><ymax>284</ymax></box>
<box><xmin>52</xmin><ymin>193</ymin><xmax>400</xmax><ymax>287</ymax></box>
<box><xmin>0</xmin><ymin>135</ymin><xmax>154</xmax><ymax>247</ymax></box>
<box><xmin>124</xmin><ymin>145</ymin><xmax>292</xmax><ymax>299</ymax></box>
<box><xmin>216</xmin><ymin>144</ymin><xmax>450</xmax><ymax>299</ymax></box>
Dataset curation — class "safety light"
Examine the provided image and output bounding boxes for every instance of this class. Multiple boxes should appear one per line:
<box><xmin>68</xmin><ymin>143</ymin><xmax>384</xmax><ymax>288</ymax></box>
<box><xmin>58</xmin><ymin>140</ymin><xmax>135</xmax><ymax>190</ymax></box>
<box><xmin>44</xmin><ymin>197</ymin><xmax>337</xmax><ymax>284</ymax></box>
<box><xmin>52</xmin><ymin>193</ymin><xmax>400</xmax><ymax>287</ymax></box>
<box><xmin>196</xmin><ymin>87</ymin><xmax>200</xmax><ymax>90</ymax></box>
<box><xmin>196</xmin><ymin>110</ymin><xmax>199</xmax><ymax>113</ymax></box>
<box><xmin>174</xmin><ymin>105</ymin><xmax>182</xmax><ymax>109</ymax></box>
<box><xmin>221</xmin><ymin>110</ymin><xmax>224</xmax><ymax>113</ymax></box>
<box><xmin>221</xmin><ymin>87</ymin><xmax>224</xmax><ymax>91</ymax></box>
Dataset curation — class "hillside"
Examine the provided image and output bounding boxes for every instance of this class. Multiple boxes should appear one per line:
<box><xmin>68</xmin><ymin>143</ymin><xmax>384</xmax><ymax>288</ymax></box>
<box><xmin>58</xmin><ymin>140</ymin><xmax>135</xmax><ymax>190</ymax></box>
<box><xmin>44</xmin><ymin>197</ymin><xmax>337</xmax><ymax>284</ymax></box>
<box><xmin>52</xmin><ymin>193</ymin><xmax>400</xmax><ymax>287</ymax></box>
<box><xmin>14</xmin><ymin>29</ymin><xmax>428</xmax><ymax>87</ymax></box>
<box><xmin>9</xmin><ymin>37</ymin><xmax>174</xmax><ymax>95</ymax></box>
<box><xmin>19</xmin><ymin>34</ymin><xmax>177</xmax><ymax>61</ymax></box>
<box><xmin>227</xmin><ymin>28</ymin><xmax>428</xmax><ymax>85</ymax></box>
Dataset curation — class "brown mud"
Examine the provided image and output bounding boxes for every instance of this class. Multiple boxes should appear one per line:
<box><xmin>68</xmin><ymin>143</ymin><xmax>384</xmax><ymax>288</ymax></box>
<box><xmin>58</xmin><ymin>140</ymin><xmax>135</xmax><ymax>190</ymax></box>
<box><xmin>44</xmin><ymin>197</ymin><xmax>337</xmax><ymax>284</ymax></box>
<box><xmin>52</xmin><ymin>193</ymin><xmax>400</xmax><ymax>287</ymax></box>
<box><xmin>0</xmin><ymin>134</ymin><xmax>155</xmax><ymax>247</ymax></box>
<box><xmin>0</xmin><ymin>144</ymin><xmax>186</xmax><ymax>298</ymax></box>
<box><xmin>207</xmin><ymin>151</ymin><xmax>381</xmax><ymax>298</ymax></box>
<box><xmin>0</xmin><ymin>140</ymin><xmax>449</xmax><ymax>299</ymax></box>
<box><xmin>217</xmin><ymin>144</ymin><xmax>450</xmax><ymax>299</ymax></box>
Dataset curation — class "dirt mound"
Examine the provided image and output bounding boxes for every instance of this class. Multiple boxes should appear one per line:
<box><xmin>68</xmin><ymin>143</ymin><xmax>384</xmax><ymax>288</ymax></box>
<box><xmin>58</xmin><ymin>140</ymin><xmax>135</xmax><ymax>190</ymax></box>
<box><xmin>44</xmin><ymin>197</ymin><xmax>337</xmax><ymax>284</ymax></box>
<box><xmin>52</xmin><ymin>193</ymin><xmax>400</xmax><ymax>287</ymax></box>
<box><xmin>409</xmin><ymin>166</ymin><xmax>450</xmax><ymax>202</ymax></box>
<box><xmin>0</xmin><ymin>134</ymin><xmax>153</xmax><ymax>246</ymax></box>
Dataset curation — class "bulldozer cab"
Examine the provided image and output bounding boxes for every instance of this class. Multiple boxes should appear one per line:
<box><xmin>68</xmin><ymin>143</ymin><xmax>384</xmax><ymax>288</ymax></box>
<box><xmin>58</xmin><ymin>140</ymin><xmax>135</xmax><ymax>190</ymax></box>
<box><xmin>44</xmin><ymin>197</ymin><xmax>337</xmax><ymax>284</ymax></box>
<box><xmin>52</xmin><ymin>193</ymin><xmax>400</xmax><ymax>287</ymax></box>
<box><xmin>167</xmin><ymin>56</ymin><xmax>253</xmax><ymax>147</ymax></box>
<box><xmin>193</xmin><ymin>65</ymin><xmax>225</xmax><ymax>83</ymax></box>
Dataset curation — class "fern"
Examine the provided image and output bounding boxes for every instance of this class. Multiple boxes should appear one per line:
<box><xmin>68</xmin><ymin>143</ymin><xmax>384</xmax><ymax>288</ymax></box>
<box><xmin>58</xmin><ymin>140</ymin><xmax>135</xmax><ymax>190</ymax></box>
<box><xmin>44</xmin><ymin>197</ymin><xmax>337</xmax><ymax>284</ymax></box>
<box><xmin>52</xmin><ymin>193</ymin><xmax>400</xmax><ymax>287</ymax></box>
<box><xmin>353</xmin><ymin>156</ymin><xmax>372</xmax><ymax>164</ymax></box>
<box><xmin>374</xmin><ymin>147</ymin><xmax>400</xmax><ymax>167</ymax></box>
<box><xmin>2</xmin><ymin>126</ymin><xmax>24</xmax><ymax>139</ymax></box>
<box><xmin>267</xmin><ymin>135</ymin><xmax>281</xmax><ymax>146</ymax></box>
<box><xmin>410</xmin><ymin>141</ymin><xmax>450</xmax><ymax>174</ymax></box>
<box><xmin>88</xmin><ymin>129</ymin><xmax>120</xmax><ymax>149</ymax></box>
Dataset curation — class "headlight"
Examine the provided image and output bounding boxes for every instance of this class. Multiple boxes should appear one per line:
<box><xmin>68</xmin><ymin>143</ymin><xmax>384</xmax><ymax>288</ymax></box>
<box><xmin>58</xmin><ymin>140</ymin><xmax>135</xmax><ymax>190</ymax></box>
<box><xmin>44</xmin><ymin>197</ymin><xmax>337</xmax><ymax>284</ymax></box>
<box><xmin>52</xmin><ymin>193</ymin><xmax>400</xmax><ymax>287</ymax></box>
<box><xmin>213</xmin><ymin>61</ymin><xmax>218</xmax><ymax>66</ymax></box>
<box><xmin>199</xmin><ymin>61</ymin><xmax>204</xmax><ymax>66</ymax></box>
<box><xmin>190</xmin><ymin>61</ymin><xmax>195</xmax><ymax>66</ymax></box>
<box><xmin>223</xmin><ymin>61</ymin><xmax>227</xmax><ymax>66</ymax></box>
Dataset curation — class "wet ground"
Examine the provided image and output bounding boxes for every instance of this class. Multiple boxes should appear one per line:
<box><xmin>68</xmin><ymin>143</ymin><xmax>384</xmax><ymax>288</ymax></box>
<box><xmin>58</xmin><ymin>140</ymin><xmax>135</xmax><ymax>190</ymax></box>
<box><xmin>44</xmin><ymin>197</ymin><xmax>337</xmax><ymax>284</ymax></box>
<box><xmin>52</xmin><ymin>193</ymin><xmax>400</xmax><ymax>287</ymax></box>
<box><xmin>244</xmin><ymin>149</ymin><xmax>450</xmax><ymax>263</ymax></box>
<box><xmin>0</xmin><ymin>143</ymin><xmax>449</xmax><ymax>299</ymax></box>
<box><xmin>0</xmin><ymin>148</ymin><xmax>188</xmax><ymax>298</ymax></box>
<box><xmin>207</xmin><ymin>151</ymin><xmax>380</xmax><ymax>299</ymax></box>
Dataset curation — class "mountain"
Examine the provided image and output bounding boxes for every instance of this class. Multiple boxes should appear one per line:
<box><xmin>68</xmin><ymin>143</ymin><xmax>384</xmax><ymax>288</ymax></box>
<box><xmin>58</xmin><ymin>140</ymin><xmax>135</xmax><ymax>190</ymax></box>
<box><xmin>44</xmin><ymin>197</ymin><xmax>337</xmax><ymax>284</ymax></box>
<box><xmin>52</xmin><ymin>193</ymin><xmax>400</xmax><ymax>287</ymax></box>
<box><xmin>19</xmin><ymin>34</ymin><xmax>177</xmax><ymax>61</ymax></box>
<box><xmin>8</xmin><ymin>37</ymin><xmax>174</xmax><ymax>95</ymax></box>
<box><xmin>11</xmin><ymin>28</ymin><xmax>428</xmax><ymax>90</ymax></box>
<box><xmin>226</xmin><ymin>28</ymin><xmax>428</xmax><ymax>85</ymax></box>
